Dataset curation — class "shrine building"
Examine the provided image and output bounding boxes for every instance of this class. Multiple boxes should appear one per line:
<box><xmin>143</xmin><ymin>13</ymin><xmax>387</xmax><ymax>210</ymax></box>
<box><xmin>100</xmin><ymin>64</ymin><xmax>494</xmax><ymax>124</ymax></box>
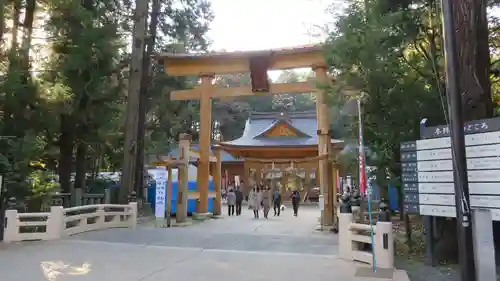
<box><xmin>218</xmin><ymin>110</ymin><xmax>344</xmax><ymax>197</ymax></box>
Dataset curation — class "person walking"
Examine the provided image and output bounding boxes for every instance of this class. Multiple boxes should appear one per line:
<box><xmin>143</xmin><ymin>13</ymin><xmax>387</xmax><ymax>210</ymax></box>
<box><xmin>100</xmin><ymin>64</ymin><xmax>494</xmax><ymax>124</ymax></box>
<box><xmin>273</xmin><ymin>189</ymin><xmax>282</xmax><ymax>216</ymax></box>
<box><xmin>261</xmin><ymin>187</ymin><xmax>271</xmax><ymax>219</ymax></box>
<box><xmin>227</xmin><ymin>188</ymin><xmax>236</xmax><ymax>216</ymax></box>
<box><xmin>249</xmin><ymin>187</ymin><xmax>261</xmax><ymax>219</ymax></box>
<box><xmin>291</xmin><ymin>189</ymin><xmax>300</xmax><ymax>216</ymax></box>
<box><xmin>228</xmin><ymin>181</ymin><xmax>235</xmax><ymax>193</ymax></box>
<box><xmin>235</xmin><ymin>186</ymin><xmax>243</xmax><ymax>216</ymax></box>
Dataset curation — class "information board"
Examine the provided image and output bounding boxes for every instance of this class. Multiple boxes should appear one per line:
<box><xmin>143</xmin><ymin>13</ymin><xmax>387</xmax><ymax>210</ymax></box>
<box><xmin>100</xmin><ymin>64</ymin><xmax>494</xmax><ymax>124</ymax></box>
<box><xmin>400</xmin><ymin>117</ymin><xmax>500</xmax><ymax>219</ymax></box>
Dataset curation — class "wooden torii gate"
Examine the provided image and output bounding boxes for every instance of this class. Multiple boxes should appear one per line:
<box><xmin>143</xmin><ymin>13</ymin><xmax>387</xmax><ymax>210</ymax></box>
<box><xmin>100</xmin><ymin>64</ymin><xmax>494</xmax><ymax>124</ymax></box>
<box><xmin>155</xmin><ymin>45</ymin><xmax>337</xmax><ymax>220</ymax></box>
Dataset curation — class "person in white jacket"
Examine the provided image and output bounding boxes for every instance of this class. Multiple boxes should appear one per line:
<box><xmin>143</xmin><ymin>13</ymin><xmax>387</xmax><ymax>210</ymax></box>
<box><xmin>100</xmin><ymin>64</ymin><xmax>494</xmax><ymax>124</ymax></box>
<box><xmin>226</xmin><ymin>188</ymin><xmax>236</xmax><ymax>216</ymax></box>
<box><xmin>261</xmin><ymin>187</ymin><xmax>271</xmax><ymax>219</ymax></box>
<box><xmin>249</xmin><ymin>187</ymin><xmax>261</xmax><ymax>219</ymax></box>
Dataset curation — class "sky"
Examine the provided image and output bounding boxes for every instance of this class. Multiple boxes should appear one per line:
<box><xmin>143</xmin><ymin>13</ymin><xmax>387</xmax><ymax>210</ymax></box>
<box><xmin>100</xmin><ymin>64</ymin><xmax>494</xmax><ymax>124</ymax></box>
<box><xmin>207</xmin><ymin>0</ymin><xmax>334</xmax><ymax>52</ymax></box>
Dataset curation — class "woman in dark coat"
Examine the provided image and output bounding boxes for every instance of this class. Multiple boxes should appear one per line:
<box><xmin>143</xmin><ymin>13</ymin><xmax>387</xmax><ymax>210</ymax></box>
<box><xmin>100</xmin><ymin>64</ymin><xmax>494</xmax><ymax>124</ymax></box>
<box><xmin>291</xmin><ymin>189</ymin><xmax>301</xmax><ymax>216</ymax></box>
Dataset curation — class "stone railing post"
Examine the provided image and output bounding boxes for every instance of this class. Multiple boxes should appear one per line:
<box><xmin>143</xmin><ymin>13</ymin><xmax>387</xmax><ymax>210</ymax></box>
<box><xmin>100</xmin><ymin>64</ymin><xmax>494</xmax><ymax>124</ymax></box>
<box><xmin>3</xmin><ymin>197</ymin><xmax>19</xmax><ymax>243</ymax></box>
<box><xmin>128</xmin><ymin>191</ymin><xmax>138</xmax><ymax>228</ymax></box>
<box><xmin>338</xmin><ymin>194</ymin><xmax>353</xmax><ymax>260</ymax></box>
<box><xmin>46</xmin><ymin>206</ymin><xmax>64</xmax><ymax>240</ymax></box>
<box><xmin>375</xmin><ymin>201</ymin><xmax>394</xmax><ymax>268</ymax></box>
<box><xmin>51</xmin><ymin>193</ymin><xmax>64</xmax><ymax>207</ymax></box>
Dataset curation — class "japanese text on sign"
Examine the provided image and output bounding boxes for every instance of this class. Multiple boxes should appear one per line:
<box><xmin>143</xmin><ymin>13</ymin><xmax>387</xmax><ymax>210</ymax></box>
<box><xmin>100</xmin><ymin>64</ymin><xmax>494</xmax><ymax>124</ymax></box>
<box><xmin>152</xmin><ymin>167</ymin><xmax>168</xmax><ymax>219</ymax></box>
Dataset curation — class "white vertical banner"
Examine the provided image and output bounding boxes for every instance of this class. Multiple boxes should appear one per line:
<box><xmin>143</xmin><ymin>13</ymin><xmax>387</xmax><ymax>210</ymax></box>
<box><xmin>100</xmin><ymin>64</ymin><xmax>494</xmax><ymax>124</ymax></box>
<box><xmin>318</xmin><ymin>195</ymin><xmax>325</xmax><ymax>211</ymax></box>
<box><xmin>152</xmin><ymin>167</ymin><xmax>168</xmax><ymax>219</ymax></box>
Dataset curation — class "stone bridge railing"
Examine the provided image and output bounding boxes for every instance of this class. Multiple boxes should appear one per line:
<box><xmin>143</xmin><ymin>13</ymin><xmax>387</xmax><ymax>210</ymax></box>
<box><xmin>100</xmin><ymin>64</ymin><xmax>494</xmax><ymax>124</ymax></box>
<box><xmin>2</xmin><ymin>202</ymin><xmax>137</xmax><ymax>243</ymax></box>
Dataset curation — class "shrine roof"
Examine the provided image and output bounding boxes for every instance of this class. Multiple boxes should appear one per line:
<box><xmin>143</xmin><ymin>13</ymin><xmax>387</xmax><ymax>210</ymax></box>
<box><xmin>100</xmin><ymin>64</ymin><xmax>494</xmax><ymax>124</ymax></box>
<box><xmin>219</xmin><ymin>111</ymin><xmax>343</xmax><ymax>148</ymax></box>
<box><xmin>155</xmin><ymin>44</ymin><xmax>323</xmax><ymax>60</ymax></box>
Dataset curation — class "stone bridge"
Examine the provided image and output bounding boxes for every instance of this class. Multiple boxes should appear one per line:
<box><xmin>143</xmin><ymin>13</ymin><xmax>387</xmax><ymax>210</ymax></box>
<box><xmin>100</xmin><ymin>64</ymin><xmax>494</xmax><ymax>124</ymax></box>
<box><xmin>0</xmin><ymin>206</ymin><xmax>409</xmax><ymax>281</ymax></box>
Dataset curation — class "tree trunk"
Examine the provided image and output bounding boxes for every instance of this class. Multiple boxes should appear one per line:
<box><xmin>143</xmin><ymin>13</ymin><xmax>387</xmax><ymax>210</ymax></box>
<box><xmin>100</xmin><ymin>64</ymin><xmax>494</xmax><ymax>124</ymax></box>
<box><xmin>91</xmin><ymin>144</ymin><xmax>99</xmax><ymax>180</ymax></box>
<box><xmin>434</xmin><ymin>0</ymin><xmax>493</xmax><ymax>263</ymax></box>
<box><xmin>120</xmin><ymin>0</ymin><xmax>149</xmax><ymax>202</ymax></box>
<box><xmin>453</xmin><ymin>0</ymin><xmax>493</xmax><ymax>120</ymax></box>
<box><xmin>0</xmin><ymin>0</ymin><xmax>6</xmax><ymax>47</ymax></box>
<box><xmin>135</xmin><ymin>0</ymin><xmax>160</xmax><ymax>199</ymax></box>
<box><xmin>9</xmin><ymin>0</ymin><xmax>21</xmax><ymax>49</ymax></box>
<box><xmin>58</xmin><ymin>115</ymin><xmax>75</xmax><ymax>193</ymax></box>
<box><xmin>74</xmin><ymin>141</ymin><xmax>87</xmax><ymax>191</ymax></box>
<box><xmin>20</xmin><ymin>0</ymin><xmax>35</xmax><ymax>70</ymax></box>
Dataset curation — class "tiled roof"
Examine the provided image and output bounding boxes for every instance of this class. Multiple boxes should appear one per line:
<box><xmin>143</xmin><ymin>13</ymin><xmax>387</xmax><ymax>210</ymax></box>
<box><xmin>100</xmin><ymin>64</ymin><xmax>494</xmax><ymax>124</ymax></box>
<box><xmin>220</xmin><ymin>111</ymin><xmax>343</xmax><ymax>147</ymax></box>
<box><xmin>166</xmin><ymin>111</ymin><xmax>344</xmax><ymax>161</ymax></box>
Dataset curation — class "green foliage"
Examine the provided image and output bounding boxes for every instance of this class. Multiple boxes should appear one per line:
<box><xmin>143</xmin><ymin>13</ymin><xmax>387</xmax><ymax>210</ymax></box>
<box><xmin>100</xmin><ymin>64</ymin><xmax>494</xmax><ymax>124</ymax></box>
<box><xmin>27</xmin><ymin>170</ymin><xmax>60</xmax><ymax>199</ymax></box>
<box><xmin>325</xmin><ymin>0</ymin><xmax>447</xmax><ymax>185</ymax></box>
<box><xmin>0</xmin><ymin>0</ymin><xmax>215</xmax><ymax>207</ymax></box>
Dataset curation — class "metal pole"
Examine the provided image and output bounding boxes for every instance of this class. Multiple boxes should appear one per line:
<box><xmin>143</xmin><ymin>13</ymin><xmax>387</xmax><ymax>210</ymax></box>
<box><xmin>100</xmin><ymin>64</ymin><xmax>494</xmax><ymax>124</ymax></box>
<box><xmin>357</xmin><ymin>99</ymin><xmax>364</xmax><ymax>195</ymax></box>
<box><xmin>440</xmin><ymin>0</ymin><xmax>475</xmax><ymax>280</ymax></box>
<box><xmin>358</xmin><ymin>99</ymin><xmax>377</xmax><ymax>270</ymax></box>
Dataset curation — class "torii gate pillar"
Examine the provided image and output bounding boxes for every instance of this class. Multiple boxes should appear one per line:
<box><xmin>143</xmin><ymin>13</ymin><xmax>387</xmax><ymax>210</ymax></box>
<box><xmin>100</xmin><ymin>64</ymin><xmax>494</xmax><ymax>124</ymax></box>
<box><xmin>196</xmin><ymin>74</ymin><xmax>214</xmax><ymax>214</ymax></box>
<box><xmin>314</xmin><ymin>65</ymin><xmax>334</xmax><ymax>226</ymax></box>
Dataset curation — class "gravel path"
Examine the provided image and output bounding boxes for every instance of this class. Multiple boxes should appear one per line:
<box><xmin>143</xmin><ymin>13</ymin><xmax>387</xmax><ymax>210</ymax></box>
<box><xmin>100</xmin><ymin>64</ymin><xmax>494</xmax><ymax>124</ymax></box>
<box><xmin>396</xmin><ymin>258</ymin><xmax>460</xmax><ymax>281</ymax></box>
<box><xmin>396</xmin><ymin>257</ymin><xmax>500</xmax><ymax>281</ymax></box>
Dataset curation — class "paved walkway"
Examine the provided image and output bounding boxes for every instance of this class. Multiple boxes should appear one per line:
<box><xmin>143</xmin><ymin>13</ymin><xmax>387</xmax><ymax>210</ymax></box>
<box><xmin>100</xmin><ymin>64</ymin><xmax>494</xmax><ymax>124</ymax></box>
<box><xmin>0</xmin><ymin>206</ymin><xmax>409</xmax><ymax>281</ymax></box>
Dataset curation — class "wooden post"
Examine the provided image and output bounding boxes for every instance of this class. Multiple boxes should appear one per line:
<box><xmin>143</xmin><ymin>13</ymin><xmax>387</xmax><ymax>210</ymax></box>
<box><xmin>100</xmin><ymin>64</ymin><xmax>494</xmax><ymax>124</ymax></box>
<box><xmin>305</xmin><ymin>167</ymin><xmax>311</xmax><ymax>202</ymax></box>
<box><xmin>243</xmin><ymin>161</ymin><xmax>250</xmax><ymax>196</ymax></box>
<box><xmin>256</xmin><ymin>167</ymin><xmax>262</xmax><ymax>186</ymax></box>
<box><xmin>176</xmin><ymin>134</ymin><xmax>191</xmax><ymax>223</ymax></box>
<box><xmin>166</xmin><ymin>164</ymin><xmax>173</xmax><ymax>227</ymax></box>
<box><xmin>314</xmin><ymin>65</ymin><xmax>333</xmax><ymax>226</ymax></box>
<box><xmin>332</xmin><ymin>162</ymin><xmax>339</xmax><ymax>225</ymax></box>
<box><xmin>281</xmin><ymin>167</ymin><xmax>287</xmax><ymax>193</ymax></box>
<box><xmin>196</xmin><ymin>74</ymin><xmax>214</xmax><ymax>214</ymax></box>
<box><xmin>213</xmin><ymin>145</ymin><xmax>222</xmax><ymax>216</ymax></box>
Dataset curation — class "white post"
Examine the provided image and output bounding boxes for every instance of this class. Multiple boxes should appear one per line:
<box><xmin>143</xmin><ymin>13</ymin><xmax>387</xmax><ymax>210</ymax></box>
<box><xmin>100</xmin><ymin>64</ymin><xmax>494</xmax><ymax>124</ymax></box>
<box><xmin>3</xmin><ymin>209</ymin><xmax>18</xmax><ymax>243</ymax></box>
<box><xmin>129</xmin><ymin>202</ymin><xmax>138</xmax><ymax>228</ymax></box>
<box><xmin>338</xmin><ymin>212</ymin><xmax>353</xmax><ymax>260</ymax></box>
<box><xmin>318</xmin><ymin>195</ymin><xmax>325</xmax><ymax>231</ymax></box>
<box><xmin>46</xmin><ymin>206</ymin><xmax>65</xmax><ymax>240</ymax></box>
<box><xmin>374</xmin><ymin>221</ymin><xmax>394</xmax><ymax>268</ymax></box>
<box><xmin>472</xmin><ymin>209</ymin><xmax>497</xmax><ymax>281</ymax></box>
